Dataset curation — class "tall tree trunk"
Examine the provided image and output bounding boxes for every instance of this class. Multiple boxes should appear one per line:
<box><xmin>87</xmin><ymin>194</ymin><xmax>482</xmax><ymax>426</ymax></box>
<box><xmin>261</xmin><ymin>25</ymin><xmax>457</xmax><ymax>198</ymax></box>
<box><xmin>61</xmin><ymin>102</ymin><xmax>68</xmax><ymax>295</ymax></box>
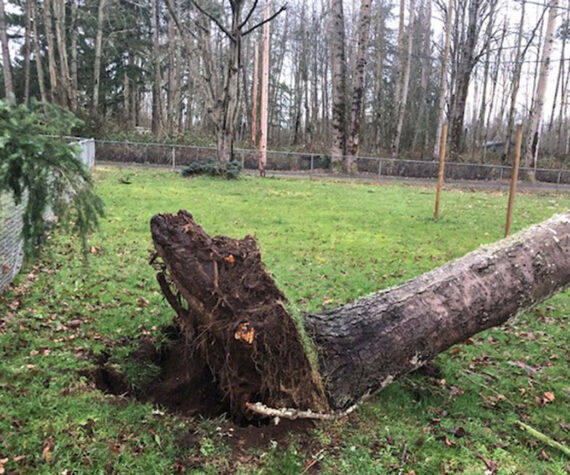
<box><xmin>449</xmin><ymin>0</ymin><xmax>483</xmax><ymax>159</ymax></box>
<box><xmin>474</xmin><ymin>0</ymin><xmax>496</xmax><ymax>161</ymax></box>
<box><xmin>0</xmin><ymin>0</ymin><xmax>14</xmax><ymax>102</ymax></box>
<box><xmin>31</xmin><ymin>0</ymin><xmax>47</xmax><ymax>103</ymax></box>
<box><xmin>151</xmin><ymin>211</ymin><xmax>570</xmax><ymax>418</ymax></box>
<box><xmin>346</xmin><ymin>0</ymin><xmax>373</xmax><ymax>172</ymax></box>
<box><xmin>373</xmin><ymin>1</ymin><xmax>386</xmax><ymax>152</ymax></box>
<box><xmin>150</xmin><ymin>0</ymin><xmax>162</xmax><ymax>134</ymax></box>
<box><xmin>70</xmin><ymin>0</ymin><xmax>78</xmax><ymax>109</ymax></box>
<box><xmin>503</xmin><ymin>3</ymin><xmax>526</xmax><ymax>162</ymax></box>
<box><xmin>412</xmin><ymin>0</ymin><xmax>432</xmax><ymax>153</ymax></box>
<box><xmin>525</xmin><ymin>0</ymin><xmax>559</xmax><ymax>169</ymax></box>
<box><xmin>92</xmin><ymin>0</ymin><xmax>107</xmax><ymax>113</ymax></box>
<box><xmin>328</xmin><ymin>0</ymin><xmax>348</xmax><ymax>171</ymax></box>
<box><xmin>251</xmin><ymin>42</ymin><xmax>259</xmax><ymax>144</ymax></box>
<box><xmin>391</xmin><ymin>0</ymin><xmax>415</xmax><ymax>158</ymax></box>
<box><xmin>547</xmin><ymin>3</ymin><xmax>568</xmax><ymax>153</ymax></box>
<box><xmin>259</xmin><ymin>0</ymin><xmax>270</xmax><ymax>175</ymax></box>
<box><xmin>23</xmin><ymin>0</ymin><xmax>32</xmax><ymax>104</ymax></box>
<box><xmin>43</xmin><ymin>0</ymin><xmax>58</xmax><ymax>103</ymax></box>
<box><xmin>167</xmin><ymin>5</ymin><xmax>176</xmax><ymax>134</ymax></box>
<box><xmin>54</xmin><ymin>0</ymin><xmax>71</xmax><ymax>107</ymax></box>
<box><xmin>434</xmin><ymin>0</ymin><xmax>453</xmax><ymax>160</ymax></box>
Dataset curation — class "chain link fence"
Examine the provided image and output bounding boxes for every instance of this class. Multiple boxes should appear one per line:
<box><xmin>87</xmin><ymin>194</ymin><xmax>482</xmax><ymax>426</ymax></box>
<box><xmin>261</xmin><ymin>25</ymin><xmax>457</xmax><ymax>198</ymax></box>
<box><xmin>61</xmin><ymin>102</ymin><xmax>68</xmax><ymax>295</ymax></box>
<box><xmin>1</xmin><ymin>138</ymin><xmax>96</xmax><ymax>294</ymax></box>
<box><xmin>94</xmin><ymin>140</ymin><xmax>570</xmax><ymax>185</ymax></box>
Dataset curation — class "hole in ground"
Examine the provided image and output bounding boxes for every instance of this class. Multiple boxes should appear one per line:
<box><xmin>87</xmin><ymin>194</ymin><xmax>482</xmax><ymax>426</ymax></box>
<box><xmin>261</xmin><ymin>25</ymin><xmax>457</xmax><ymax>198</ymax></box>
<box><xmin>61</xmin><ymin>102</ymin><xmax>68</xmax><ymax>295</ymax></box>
<box><xmin>86</xmin><ymin>325</ymin><xmax>268</xmax><ymax>426</ymax></box>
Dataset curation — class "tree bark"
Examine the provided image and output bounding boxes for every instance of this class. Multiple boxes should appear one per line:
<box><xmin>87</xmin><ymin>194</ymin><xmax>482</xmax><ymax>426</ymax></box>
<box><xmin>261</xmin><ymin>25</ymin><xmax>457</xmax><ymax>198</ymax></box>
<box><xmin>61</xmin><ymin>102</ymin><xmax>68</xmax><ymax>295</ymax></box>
<box><xmin>449</xmin><ymin>0</ymin><xmax>485</xmax><ymax>159</ymax></box>
<box><xmin>54</xmin><ymin>0</ymin><xmax>71</xmax><ymax>108</ymax></box>
<box><xmin>31</xmin><ymin>0</ymin><xmax>48</xmax><ymax>103</ymax></box>
<box><xmin>251</xmin><ymin>42</ymin><xmax>259</xmax><ymax>145</ymax></box>
<box><xmin>346</xmin><ymin>0</ymin><xmax>372</xmax><ymax>172</ymax></box>
<box><xmin>328</xmin><ymin>0</ymin><xmax>348</xmax><ymax>171</ymax></box>
<box><xmin>525</xmin><ymin>0</ymin><xmax>559</xmax><ymax>169</ymax></box>
<box><xmin>151</xmin><ymin>211</ymin><xmax>570</xmax><ymax>418</ymax></box>
<box><xmin>259</xmin><ymin>0</ymin><xmax>270</xmax><ymax>175</ymax></box>
<box><xmin>0</xmin><ymin>0</ymin><xmax>14</xmax><ymax>102</ymax></box>
<box><xmin>93</xmin><ymin>0</ymin><xmax>107</xmax><ymax>113</ymax></box>
<box><xmin>70</xmin><ymin>0</ymin><xmax>78</xmax><ymax>109</ymax></box>
<box><xmin>23</xmin><ymin>0</ymin><xmax>32</xmax><ymax>104</ymax></box>
<box><xmin>43</xmin><ymin>0</ymin><xmax>59</xmax><ymax>103</ymax></box>
<box><xmin>391</xmin><ymin>0</ymin><xmax>414</xmax><ymax>158</ymax></box>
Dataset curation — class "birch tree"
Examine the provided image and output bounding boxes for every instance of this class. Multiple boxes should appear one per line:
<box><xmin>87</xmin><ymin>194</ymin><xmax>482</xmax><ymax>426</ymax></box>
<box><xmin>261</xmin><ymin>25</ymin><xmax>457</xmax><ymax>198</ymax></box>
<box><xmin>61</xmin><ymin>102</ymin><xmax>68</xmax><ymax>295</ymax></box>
<box><xmin>525</xmin><ymin>0</ymin><xmax>559</xmax><ymax>169</ymax></box>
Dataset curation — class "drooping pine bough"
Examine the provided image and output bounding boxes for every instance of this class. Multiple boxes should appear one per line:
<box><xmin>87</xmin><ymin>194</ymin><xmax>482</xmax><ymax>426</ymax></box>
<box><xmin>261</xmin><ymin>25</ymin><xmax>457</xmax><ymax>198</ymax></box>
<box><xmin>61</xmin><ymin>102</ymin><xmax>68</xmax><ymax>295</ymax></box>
<box><xmin>150</xmin><ymin>210</ymin><xmax>570</xmax><ymax>421</ymax></box>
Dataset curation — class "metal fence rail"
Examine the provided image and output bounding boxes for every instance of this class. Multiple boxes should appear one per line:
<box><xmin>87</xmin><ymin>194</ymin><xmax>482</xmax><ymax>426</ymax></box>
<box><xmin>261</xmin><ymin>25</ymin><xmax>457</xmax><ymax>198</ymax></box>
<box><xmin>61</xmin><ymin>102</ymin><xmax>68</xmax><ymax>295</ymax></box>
<box><xmin>94</xmin><ymin>139</ymin><xmax>570</xmax><ymax>185</ymax></box>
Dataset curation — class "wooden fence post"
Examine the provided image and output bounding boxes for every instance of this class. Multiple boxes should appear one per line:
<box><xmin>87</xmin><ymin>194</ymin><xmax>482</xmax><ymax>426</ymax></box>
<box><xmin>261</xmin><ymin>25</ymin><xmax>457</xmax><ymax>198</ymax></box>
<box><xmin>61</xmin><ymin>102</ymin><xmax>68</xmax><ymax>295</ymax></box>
<box><xmin>434</xmin><ymin>123</ymin><xmax>448</xmax><ymax>219</ymax></box>
<box><xmin>505</xmin><ymin>124</ymin><xmax>523</xmax><ymax>237</ymax></box>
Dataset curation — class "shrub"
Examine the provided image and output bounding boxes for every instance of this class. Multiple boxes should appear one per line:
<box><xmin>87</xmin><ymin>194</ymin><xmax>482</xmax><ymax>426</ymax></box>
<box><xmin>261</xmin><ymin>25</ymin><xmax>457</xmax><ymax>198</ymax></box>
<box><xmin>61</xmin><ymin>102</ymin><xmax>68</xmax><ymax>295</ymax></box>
<box><xmin>180</xmin><ymin>159</ymin><xmax>242</xmax><ymax>180</ymax></box>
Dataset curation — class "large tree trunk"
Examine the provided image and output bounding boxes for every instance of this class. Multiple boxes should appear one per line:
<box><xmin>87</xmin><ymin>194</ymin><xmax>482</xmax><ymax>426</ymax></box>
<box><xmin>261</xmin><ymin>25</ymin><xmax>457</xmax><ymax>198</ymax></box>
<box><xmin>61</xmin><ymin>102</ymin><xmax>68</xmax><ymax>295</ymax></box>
<box><xmin>328</xmin><ymin>0</ymin><xmax>348</xmax><ymax>171</ymax></box>
<box><xmin>151</xmin><ymin>211</ymin><xmax>570</xmax><ymax>418</ymax></box>
<box><xmin>43</xmin><ymin>0</ymin><xmax>59</xmax><ymax>103</ymax></box>
<box><xmin>345</xmin><ymin>0</ymin><xmax>373</xmax><ymax>173</ymax></box>
<box><xmin>54</xmin><ymin>0</ymin><xmax>71</xmax><ymax>108</ymax></box>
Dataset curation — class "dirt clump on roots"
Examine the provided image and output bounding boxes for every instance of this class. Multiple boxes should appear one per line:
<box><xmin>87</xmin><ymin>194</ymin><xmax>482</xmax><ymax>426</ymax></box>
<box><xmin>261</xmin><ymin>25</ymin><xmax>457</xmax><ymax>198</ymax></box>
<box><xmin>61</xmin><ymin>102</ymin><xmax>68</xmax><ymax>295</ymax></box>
<box><xmin>149</xmin><ymin>210</ymin><xmax>328</xmax><ymax>422</ymax></box>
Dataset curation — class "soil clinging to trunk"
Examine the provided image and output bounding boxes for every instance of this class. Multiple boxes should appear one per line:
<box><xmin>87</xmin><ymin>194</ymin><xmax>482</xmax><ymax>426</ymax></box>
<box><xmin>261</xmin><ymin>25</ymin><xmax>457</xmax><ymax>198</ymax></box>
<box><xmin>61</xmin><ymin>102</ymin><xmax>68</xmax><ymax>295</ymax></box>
<box><xmin>150</xmin><ymin>211</ymin><xmax>328</xmax><ymax>421</ymax></box>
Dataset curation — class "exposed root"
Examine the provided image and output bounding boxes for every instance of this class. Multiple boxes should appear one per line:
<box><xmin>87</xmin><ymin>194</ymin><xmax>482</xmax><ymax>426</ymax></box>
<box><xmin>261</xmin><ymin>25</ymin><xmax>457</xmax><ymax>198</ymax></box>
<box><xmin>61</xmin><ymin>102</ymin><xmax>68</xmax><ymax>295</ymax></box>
<box><xmin>245</xmin><ymin>402</ymin><xmax>359</xmax><ymax>421</ymax></box>
<box><xmin>150</xmin><ymin>210</ymin><xmax>329</xmax><ymax>421</ymax></box>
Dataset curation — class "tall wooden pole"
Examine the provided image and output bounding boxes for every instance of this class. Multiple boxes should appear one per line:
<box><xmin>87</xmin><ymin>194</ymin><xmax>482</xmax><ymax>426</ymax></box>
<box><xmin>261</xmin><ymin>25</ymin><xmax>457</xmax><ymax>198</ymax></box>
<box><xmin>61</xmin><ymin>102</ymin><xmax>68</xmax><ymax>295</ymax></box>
<box><xmin>251</xmin><ymin>42</ymin><xmax>259</xmax><ymax>145</ymax></box>
<box><xmin>434</xmin><ymin>123</ymin><xmax>448</xmax><ymax>219</ymax></box>
<box><xmin>505</xmin><ymin>124</ymin><xmax>523</xmax><ymax>237</ymax></box>
<box><xmin>258</xmin><ymin>0</ymin><xmax>271</xmax><ymax>177</ymax></box>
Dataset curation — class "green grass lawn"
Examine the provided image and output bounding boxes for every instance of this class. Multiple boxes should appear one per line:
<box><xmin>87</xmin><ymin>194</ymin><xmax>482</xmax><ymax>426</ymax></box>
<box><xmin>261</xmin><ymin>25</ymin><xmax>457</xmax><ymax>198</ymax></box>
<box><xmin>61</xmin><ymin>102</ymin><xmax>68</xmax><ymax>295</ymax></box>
<box><xmin>1</xmin><ymin>167</ymin><xmax>569</xmax><ymax>474</ymax></box>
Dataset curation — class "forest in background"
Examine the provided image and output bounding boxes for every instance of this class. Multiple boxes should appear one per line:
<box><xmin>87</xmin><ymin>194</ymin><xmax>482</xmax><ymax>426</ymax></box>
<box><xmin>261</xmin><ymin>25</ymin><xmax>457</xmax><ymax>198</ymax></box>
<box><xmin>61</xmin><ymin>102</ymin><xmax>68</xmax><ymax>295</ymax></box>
<box><xmin>0</xmin><ymin>0</ymin><xmax>569</xmax><ymax>169</ymax></box>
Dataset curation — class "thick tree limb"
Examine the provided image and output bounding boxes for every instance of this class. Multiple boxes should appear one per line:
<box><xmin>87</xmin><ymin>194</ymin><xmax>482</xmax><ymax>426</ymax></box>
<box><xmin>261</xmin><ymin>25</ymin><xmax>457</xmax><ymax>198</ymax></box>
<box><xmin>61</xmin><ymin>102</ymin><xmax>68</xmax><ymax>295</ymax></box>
<box><xmin>151</xmin><ymin>212</ymin><xmax>570</xmax><ymax>419</ymax></box>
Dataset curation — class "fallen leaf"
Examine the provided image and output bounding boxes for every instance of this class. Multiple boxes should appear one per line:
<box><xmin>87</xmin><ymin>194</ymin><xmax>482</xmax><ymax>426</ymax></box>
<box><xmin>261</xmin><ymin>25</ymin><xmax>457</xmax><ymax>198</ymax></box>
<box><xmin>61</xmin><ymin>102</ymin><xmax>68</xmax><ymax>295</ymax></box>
<box><xmin>42</xmin><ymin>437</ymin><xmax>54</xmax><ymax>461</ymax></box>
<box><xmin>543</xmin><ymin>391</ymin><xmax>555</xmax><ymax>403</ymax></box>
<box><xmin>438</xmin><ymin>436</ymin><xmax>456</xmax><ymax>447</ymax></box>
<box><xmin>0</xmin><ymin>458</ymin><xmax>8</xmax><ymax>475</ymax></box>
<box><xmin>539</xmin><ymin>449</ymin><xmax>549</xmax><ymax>461</ymax></box>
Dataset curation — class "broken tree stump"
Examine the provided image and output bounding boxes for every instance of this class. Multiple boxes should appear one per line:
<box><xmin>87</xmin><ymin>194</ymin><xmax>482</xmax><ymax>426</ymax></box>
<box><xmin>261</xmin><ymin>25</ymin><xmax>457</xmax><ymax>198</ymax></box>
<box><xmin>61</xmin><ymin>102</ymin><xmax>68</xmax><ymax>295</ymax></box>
<box><xmin>151</xmin><ymin>211</ymin><xmax>570</xmax><ymax>419</ymax></box>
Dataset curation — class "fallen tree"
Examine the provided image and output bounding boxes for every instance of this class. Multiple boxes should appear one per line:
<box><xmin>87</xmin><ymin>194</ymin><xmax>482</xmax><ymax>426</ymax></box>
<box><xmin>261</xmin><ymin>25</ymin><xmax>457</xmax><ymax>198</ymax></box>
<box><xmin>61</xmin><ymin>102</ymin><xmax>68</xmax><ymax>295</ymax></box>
<box><xmin>150</xmin><ymin>211</ymin><xmax>570</xmax><ymax>420</ymax></box>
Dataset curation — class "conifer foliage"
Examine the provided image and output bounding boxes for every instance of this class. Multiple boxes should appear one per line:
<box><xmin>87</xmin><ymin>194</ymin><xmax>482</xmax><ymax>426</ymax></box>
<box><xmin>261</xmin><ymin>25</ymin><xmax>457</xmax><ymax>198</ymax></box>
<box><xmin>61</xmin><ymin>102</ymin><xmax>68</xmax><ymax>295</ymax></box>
<box><xmin>0</xmin><ymin>100</ymin><xmax>104</xmax><ymax>256</ymax></box>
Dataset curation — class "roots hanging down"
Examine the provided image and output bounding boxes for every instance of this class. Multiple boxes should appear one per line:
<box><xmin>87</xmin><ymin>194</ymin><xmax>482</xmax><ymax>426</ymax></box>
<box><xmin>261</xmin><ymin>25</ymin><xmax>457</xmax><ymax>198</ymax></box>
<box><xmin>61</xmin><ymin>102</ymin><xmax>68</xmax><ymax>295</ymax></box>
<box><xmin>150</xmin><ymin>211</ymin><xmax>328</xmax><ymax>422</ymax></box>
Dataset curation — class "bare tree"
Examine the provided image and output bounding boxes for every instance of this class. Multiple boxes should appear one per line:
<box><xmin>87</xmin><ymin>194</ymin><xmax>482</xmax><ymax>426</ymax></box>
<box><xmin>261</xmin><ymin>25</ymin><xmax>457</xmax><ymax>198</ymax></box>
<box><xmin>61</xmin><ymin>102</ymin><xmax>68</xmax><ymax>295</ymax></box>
<box><xmin>448</xmin><ymin>0</ymin><xmax>492</xmax><ymax>158</ymax></box>
<box><xmin>328</xmin><ymin>0</ymin><xmax>348</xmax><ymax>170</ymax></box>
<box><xmin>525</xmin><ymin>0</ymin><xmax>559</xmax><ymax>169</ymax></box>
<box><xmin>346</xmin><ymin>0</ymin><xmax>373</xmax><ymax>172</ymax></box>
<box><xmin>391</xmin><ymin>0</ymin><xmax>415</xmax><ymax>158</ymax></box>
